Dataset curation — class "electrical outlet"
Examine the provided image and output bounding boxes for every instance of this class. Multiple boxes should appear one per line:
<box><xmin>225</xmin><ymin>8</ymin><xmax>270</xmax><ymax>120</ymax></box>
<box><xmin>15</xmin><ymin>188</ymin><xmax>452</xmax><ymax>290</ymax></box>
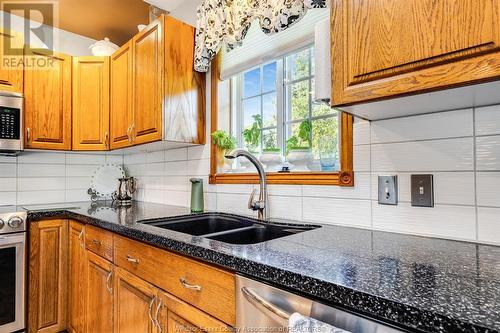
<box><xmin>411</xmin><ymin>174</ymin><xmax>434</xmax><ymax>207</ymax></box>
<box><xmin>378</xmin><ymin>175</ymin><xmax>398</xmax><ymax>205</ymax></box>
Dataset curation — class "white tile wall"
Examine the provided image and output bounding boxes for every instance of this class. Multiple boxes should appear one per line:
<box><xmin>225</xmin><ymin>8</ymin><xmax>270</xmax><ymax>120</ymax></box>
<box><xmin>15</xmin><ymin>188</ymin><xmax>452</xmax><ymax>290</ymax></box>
<box><xmin>0</xmin><ymin>151</ymin><xmax>123</xmax><ymax>206</ymax></box>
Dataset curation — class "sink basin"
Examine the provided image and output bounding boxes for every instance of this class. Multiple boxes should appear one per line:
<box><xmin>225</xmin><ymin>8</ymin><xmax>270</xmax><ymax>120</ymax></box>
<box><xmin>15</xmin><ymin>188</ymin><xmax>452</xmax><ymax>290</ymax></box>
<box><xmin>206</xmin><ymin>223</ymin><xmax>316</xmax><ymax>245</ymax></box>
<box><xmin>142</xmin><ymin>212</ymin><xmax>320</xmax><ymax>244</ymax></box>
<box><xmin>142</xmin><ymin>213</ymin><xmax>254</xmax><ymax>236</ymax></box>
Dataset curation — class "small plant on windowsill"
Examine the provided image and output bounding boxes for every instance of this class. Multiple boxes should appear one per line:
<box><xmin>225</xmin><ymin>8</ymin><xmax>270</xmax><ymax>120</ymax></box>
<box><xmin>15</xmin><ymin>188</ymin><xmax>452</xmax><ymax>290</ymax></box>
<box><xmin>242</xmin><ymin>114</ymin><xmax>262</xmax><ymax>154</ymax></box>
<box><xmin>286</xmin><ymin>119</ymin><xmax>313</xmax><ymax>171</ymax></box>
<box><xmin>211</xmin><ymin>130</ymin><xmax>236</xmax><ymax>170</ymax></box>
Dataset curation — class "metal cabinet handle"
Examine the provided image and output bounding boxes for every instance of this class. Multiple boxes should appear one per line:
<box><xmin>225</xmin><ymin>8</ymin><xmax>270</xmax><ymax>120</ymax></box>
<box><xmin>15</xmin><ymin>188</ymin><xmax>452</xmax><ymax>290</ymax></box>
<box><xmin>91</xmin><ymin>239</ymin><xmax>102</xmax><ymax>246</ymax></box>
<box><xmin>154</xmin><ymin>298</ymin><xmax>163</xmax><ymax>333</ymax></box>
<box><xmin>26</xmin><ymin>127</ymin><xmax>31</xmax><ymax>143</ymax></box>
<box><xmin>130</xmin><ymin>123</ymin><xmax>136</xmax><ymax>142</ymax></box>
<box><xmin>126</xmin><ymin>125</ymin><xmax>132</xmax><ymax>143</ymax></box>
<box><xmin>126</xmin><ymin>255</ymin><xmax>140</xmax><ymax>264</ymax></box>
<box><xmin>241</xmin><ymin>287</ymin><xmax>290</xmax><ymax>326</ymax></box>
<box><xmin>104</xmin><ymin>131</ymin><xmax>109</xmax><ymax>149</ymax></box>
<box><xmin>148</xmin><ymin>296</ymin><xmax>156</xmax><ymax>328</ymax></box>
<box><xmin>179</xmin><ymin>277</ymin><xmax>202</xmax><ymax>292</ymax></box>
<box><xmin>78</xmin><ymin>229</ymin><xmax>85</xmax><ymax>249</ymax></box>
<box><xmin>106</xmin><ymin>270</ymin><xmax>113</xmax><ymax>294</ymax></box>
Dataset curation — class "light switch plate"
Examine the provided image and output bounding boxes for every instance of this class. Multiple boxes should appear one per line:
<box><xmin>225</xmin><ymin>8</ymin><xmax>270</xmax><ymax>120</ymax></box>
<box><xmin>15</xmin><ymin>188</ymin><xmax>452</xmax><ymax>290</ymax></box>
<box><xmin>378</xmin><ymin>175</ymin><xmax>398</xmax><ymax>205</ymax></box>
<box><xmin>411</xmin><ymin>174</ymin><xmax>434</xmax><ymax>207</ymax></box>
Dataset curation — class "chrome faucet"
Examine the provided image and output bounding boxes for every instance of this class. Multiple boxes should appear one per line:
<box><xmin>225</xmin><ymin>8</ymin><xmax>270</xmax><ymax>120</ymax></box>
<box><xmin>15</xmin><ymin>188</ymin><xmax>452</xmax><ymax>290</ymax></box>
<box><xmin>225</xmin><ymin>149</ymin><xmax>269</xmax><ymax>220</ymax></box>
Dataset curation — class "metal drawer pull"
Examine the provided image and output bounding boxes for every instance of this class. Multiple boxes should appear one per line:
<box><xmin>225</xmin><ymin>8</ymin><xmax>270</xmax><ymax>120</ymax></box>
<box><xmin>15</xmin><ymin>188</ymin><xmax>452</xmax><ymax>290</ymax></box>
<box><xmin>179</xmin><ymin>277</ymin><xmax>202</xmax><ymax>292</ymax></box>
<box><xmin>106</xmin><ymin>271</ymin><xmax>113</xmax><ymax>294</ymax></box>
<box><xmin>148</xmin><ymin>296</ymin><xmax>156</xmax><ymax>327</ymax></box>
<box><xmin>241</xmin><ymin>287</ymin><xmax>290</xmax><ymax>326</ymax></box>
<box><xmin>154</xmin><ymin>299</ymin><xmax>163</xmax><ymax>333</ymax></box>
<box><xmin>126</xmin><ymin>255</ymin><xmax>140</xmax><ymax>264</ymax></box>
<box><xmin>92</xmin><ymin>239</ymin><xmax>102</xmax><ymax>245</ymax></box>
<box><xmin>78</xmin><ymin>229</ymin><xmax>85</xmax><ymax>249</ymax></box>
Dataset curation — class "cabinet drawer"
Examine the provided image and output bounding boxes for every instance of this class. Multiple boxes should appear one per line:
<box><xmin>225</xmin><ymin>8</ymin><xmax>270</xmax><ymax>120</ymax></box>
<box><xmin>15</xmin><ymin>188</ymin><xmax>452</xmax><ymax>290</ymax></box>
<box><xmin>114</xmin><ymin>235</ymin><xmax>235</xmax><ymax>326</ymax></box>
<box><xmin>85</xmin><ymin>225</ymin><xmax>113</xmax><ymax>261</ymax></box>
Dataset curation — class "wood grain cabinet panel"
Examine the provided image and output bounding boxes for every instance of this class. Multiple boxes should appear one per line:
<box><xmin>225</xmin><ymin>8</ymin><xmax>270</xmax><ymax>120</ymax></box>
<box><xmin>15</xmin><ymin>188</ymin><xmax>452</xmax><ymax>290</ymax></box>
<box><xmin>114</xmin><ymin>266</ymin><xmax>159</xmax><ymax>333</ymax></box>
<box><xmin>0</xmin><ymin>29</ymin><xmax>23</xmax><ymax>93</ymax></box>
<box><xmin>163</xmin><ymin>16</ymin><xmax>205</xmax><ymax>144</ymax></box>
<box><xmin>29</xmin><ymin>219</ymin><xmax>68</xmax><ymax>333</ymax></box>
<box><xmin>68</xmin><ymin>221</ymin><xmax>86</xmax><ymax>333</ymax></box>
<box><xmin>332</xmin><ymin>0</ymin><xmax>500</xmax><ymax>106</ymax></box>
<box><xmin>110</xmin><ymin>41</ymin><xmax>134</xmax><ymax>149</ymax></box>
<box><xmin>72</xmin><ymin>56</ymin><xmax>110</xmax><ymax>151</ymax></box>
<box><xmin>131</xmin><ymin>19</ymin><xmax>163</xmax><ymax>145</ymax></box>
<box><xmin>24</xmin><ymin>50</ymin><xmax>72</xmax><ymax>150</ymax></box>
<box><xmin>86</xmin><ymin>252</ymin><xmax>114</xmax><ymax>333</ymax></box>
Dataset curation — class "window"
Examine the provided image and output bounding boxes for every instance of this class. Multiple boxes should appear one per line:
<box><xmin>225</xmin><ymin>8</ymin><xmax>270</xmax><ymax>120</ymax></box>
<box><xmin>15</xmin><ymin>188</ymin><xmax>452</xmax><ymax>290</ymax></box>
<box><xmin>231</xmin><ymin>46</ymin><xmax>339</xmax><ymax>172</ymax></box>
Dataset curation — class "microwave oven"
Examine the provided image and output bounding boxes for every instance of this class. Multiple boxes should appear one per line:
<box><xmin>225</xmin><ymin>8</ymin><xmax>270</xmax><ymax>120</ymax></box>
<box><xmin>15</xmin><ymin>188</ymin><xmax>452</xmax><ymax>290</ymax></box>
<box><xmin>0</xmin><ymin>91</ymin><xmax>23</xmax><ymax>155</ymax></box>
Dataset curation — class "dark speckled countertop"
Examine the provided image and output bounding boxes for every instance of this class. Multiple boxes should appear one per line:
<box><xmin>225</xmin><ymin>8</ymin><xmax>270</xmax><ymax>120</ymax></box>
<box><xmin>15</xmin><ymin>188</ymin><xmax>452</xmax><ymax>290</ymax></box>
<box><xmin>24</xmin><ymin>201</ymin><xmax>500</xmax><ymax>333</ymax></box>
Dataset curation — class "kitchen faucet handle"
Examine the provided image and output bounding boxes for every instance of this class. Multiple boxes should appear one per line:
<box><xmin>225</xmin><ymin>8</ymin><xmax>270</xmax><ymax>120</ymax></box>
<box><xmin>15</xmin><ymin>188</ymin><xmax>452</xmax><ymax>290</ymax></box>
<box><xmin>248</xmin><ymin>188</ymin><xmax>258</xmax><ymax>210</ymax></box>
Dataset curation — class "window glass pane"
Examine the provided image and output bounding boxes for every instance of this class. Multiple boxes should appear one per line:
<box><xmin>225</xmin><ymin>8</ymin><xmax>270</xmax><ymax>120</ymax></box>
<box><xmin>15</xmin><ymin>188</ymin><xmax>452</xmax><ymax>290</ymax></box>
<box><xmin>262</xmin><ymin>128</ymin><xmax>278</xmax><ymax>152</ymax></box>
<box><xmin>286</xmin><ymin>121</ymin><xmax>311</xmax><ymax>149</ymax></box>
<box><xmin>263</xmin><ymin>62</ymin><xmax>277</xmax><ymax>93</ymax></box>
<box><xmin>244</xmin><ymin>68</ymin><xmax>261</xmax><ymax>97</ymax></box>
<box><xmin>262</xmin><ymin>92</ymin><xmax>277</xmax><ymax>127</ymax></box>
<box><xmin>287</xmin><ymin>80</ymin><xmax>310</xmax><ymax>121</ymax></box>
<box><xmin>312</xmin><ymin>117</ymin><xmax>339</xmax><ymax>171</ymax></box>
<box><xmin>310</xmin><ymin>46</ymin><xmax>315</xmax><ymax>75</ymax></box>
<box><xmin>286</xmin><ymin>48</ymin><xmax>310</xmax><ymax>81</ymax></box>
<box><xmin>243</xmin><ymin>96</ymin><xmax>261</xmax><ymax>129</ymax></box>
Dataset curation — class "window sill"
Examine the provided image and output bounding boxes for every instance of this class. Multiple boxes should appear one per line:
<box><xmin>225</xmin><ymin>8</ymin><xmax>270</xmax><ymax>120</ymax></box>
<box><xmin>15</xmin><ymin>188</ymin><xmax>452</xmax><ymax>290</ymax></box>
<box><xmin>209</xmin><ymin>171</ymin><xmax>354</xmax><ymax>186</ymax></box>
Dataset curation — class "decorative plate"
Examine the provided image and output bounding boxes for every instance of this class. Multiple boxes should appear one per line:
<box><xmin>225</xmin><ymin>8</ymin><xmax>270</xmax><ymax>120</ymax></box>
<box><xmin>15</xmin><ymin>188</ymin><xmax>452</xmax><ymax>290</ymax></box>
<box><xmin>90</xmin><ymin>164</ymin><xmax>125</xmax><ymax>199</ymax></box>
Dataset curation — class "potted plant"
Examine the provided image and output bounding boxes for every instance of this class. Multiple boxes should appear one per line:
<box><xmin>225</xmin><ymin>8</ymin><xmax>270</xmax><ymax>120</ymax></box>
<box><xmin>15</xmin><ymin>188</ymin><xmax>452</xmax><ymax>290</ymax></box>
<box><xmin>286</xmin><ymin>119</ymin><xmax>313</xmax><ymax>171</ymax></box>
<box><xmin>260</xmin><ymin>130</ymin><xmax>282</xmax><ymax>171</ymax></box>
<box><xmin>242</xmin><ymin>114</ymin><xmax>262</xmax><ymax>154</ymax></box>
<box><xmin>211</xmin><ymin>130</ymin><xmax>236</xmax><ymax>170</ymax></box>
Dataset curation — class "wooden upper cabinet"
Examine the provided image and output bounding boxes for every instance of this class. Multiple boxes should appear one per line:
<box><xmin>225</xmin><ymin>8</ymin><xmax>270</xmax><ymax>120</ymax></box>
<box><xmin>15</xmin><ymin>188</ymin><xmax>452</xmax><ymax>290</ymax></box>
<box><xmin>332</xmin><ymin>0</ymin><xmax>500</xmax><ymax>106</ymax></box>
<box><xmin>29</xmin><ymin>219</ymin><xmax>68</xmax><ymax>333</ymax></box>
<box><xmin>72</xmin><ymin>56</ymin><xmax>110</xmax><ymax>151</ymax></box>
<box><xmin>0</xmin><ymin>29</ymin><xmax>23</xmax><ymax>93</ymax></box>
<box><xmin>163</xmin><ymin>16</ymin><xmax>206</xmax><ymax>144</ymax></box>
<box><xmin>110</xmin><ymin>41</ymin><xmax>134</xmax><ymax>149</ymax></box>
<box><xmin>24</xmin><ymin>50</ymin><xmax>72</xmax><ymax>150</ymax></box>
<box><xmin>132</xmin><ymin>19</ymin><xmax>163</xmax><ymax>145</ymax></box>
<box><xmin>114</xmin><ymin>266</ymin><xmax>159</xmax><ymax>333</ymax></box>
<box><xmin>68</xmin><ymin>221</ymin><xmax>86</xmax><ymax>333</ymax></box>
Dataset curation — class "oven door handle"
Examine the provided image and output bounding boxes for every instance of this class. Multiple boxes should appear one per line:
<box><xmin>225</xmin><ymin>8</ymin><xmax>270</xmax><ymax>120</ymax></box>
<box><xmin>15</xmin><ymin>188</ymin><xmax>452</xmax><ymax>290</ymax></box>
<box><xmin>241</xmin><ymin>287</ymin><xmax>291</xmax><ymax>326</ymax></box>
<box><xmin>0</xmin><ymin>233</ymin><xmax>25</xmax><ymax>246</ymax></box>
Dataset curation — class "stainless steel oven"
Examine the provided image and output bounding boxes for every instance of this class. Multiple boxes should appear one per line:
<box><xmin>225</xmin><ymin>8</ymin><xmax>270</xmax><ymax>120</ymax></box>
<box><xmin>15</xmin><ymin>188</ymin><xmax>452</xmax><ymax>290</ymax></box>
<box><xmin>0</xmin><ymin>92</ymin><xmax>23</xmax><ymax>155</ymax></box>
<box><xmin>0</xmin><ymin>208</ymin><xmax>26</xmax><ymax>333</ymax></box>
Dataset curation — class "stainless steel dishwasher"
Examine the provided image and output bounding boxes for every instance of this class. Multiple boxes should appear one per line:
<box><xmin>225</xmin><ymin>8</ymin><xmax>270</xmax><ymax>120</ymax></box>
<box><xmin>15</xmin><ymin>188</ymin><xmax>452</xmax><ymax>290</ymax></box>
<box><xmin>236</xmin><ymin>275</ymin><xmax>406</xmax><ymax>333</ymax></box>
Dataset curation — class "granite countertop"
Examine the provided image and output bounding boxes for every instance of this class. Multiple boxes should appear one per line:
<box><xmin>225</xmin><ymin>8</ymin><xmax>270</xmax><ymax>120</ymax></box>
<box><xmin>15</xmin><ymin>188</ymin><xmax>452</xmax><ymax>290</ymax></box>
<box><xmin>24</xmin><ymin>201</ymin><xmax>500</xmax><ymax>333</ymax></box>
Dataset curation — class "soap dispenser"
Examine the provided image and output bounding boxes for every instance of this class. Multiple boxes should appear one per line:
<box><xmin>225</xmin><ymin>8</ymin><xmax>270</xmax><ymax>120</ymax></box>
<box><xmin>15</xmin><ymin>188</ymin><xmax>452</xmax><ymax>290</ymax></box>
<box><xmin>190</xmin><ymin>178</ymin><xmax>204</xmax><ymax>213</ymax></box>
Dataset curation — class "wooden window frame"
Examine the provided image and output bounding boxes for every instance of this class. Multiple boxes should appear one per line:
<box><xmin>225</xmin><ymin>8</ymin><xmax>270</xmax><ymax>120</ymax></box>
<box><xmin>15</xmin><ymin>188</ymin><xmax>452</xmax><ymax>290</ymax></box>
<box><xmin>209</xmin><ymin>57</ymin><xmax>354</xmax><ymax>186</ymax></box>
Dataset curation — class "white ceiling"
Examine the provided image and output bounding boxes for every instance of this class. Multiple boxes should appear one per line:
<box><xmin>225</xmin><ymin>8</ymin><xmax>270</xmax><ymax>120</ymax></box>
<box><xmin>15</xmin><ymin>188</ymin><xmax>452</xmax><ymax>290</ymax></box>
<box><xmin>144</xmin><ymin>0</ymin><xmax>202</xmax><ymax>25</ymax></box>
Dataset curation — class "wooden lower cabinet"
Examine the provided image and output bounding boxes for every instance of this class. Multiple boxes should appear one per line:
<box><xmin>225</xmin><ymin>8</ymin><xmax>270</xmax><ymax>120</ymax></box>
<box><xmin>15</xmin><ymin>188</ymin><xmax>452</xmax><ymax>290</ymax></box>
<box><xmin>29</xmin><ymin>220</ymin><xmax>68</xmax><ymax>333</ymax></box>
<box><xmin>68</xmin><ymin>221</ymin><xmax>86</xmax><ymax>333</ymax></box>
<box><xmin>114</xmin><ymin>266</ymin><xmax>159</xmax><ymax>333</ymax></box>
<box><xmin>86</xmin><ymin>252</ymin><xmax>114</xmax><ymax>333</ymax></box>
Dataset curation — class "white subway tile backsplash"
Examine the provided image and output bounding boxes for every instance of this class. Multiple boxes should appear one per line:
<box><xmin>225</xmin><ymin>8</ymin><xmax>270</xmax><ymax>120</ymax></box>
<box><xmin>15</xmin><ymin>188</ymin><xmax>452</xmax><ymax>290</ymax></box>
<box><xmin>18</xmin><ymin>178</ymin><xmax>65</xmax><ymax>191</ymax></box>
<box><xmin>17</xmin><ymin>190</ymin><xmax>65</xmax><ymax>205</ymax></box>
<box><xmin>476</xmin><ymin>172</ymin><xmax>500</xmax><ymax>207</ymax></box>
<box><xmin>66</xmin><ymin>164</ymin><xmax>97</xmax><ymax>177</ymax></box>
<box><xmin>216</xmin><ymin>193</ymin><xmax>257</xmax><ymax>217</ymax></box>
<box><xmin>353</xmin><ymin>145</ymin><xmax>370</xmax><ymax>172</ymax></box>
<box><xmin>65</xmin><ymin>177</ymin><xmax>92</xmax><ymax>190</ymax></box>
<box><xmin>124</xmin><ymin>153</ymin><xmax>146</xmax><ymax>165</ymax></box>
<box><xmin>188</xmin><ymin>158</ymin><xmax>210</xmax><ymax>176</ymax></box>
<box><xmin>476</xmin><ymin>135</ymin><xmax>500</xmax><ymax>171</ymax></box>
<box><xmin>18</xmin><ymin>151</ymin><xmax>65</xmax><ymax>164</ymax></box>
<box><xmin>164</xmin><ymin>176</ymin><xmax>189</xmax><ymax>191</ymax></box>
<box><xmin>475</xmin><ymin>105</ymin><xmax>500</xmax><ymax>136</ymax></box>
<box><xmin>0</xmin><ymin>178</ymin><xmax>16</xmax><ymax>192</ymax></box>
<box><xmin>188</xmin><ymin>145</ymin><xmax>210</xmax><ymax>160</ymax></box>
<box><xmin>144</xmin><ymin>162</ymin><xmax>164</xmax><ymax>176</ymax></box>
<box><xmin>105</xmin><ymin>154</ymin><xmax>123</xmax><ymax>164</ymax></box>
<box><xmin>302</xmin><ymin>197</ymin><xmax>372</xmax><ymax>228</ymax></box>
<box><xmin>65</xmin><ymin>189</ymin><xmax>89</xmax><ymax>202</ymax></box>
<box><xmin>164</xmin><ymin>190</ymin><xmax>188</xmax><ymax>207</ymax></box>
<box><xmin>269</xmin><ymin>195</ymin><xmax>302</xmax><ymax>220</ymax></box>
<box><xmin>0</xmin><ymin>192</ymin><xmax>16</xmax><ymax>205</ymax></box>
<box><xmin>477</xmin><ymin>207</ymin><xmax>500</xmax><ymax>245</ymax></box>
<box><xmin>18</xmin><ymin>164</ymin><xmax>66</xmax><ymax>177</ymax></box>
<box><xmin>0</xmin><ymin>156</ymin><xmax>17</xmax><ymax>163</ymax></box>
<box><xmin>66</xmin><ymin>153</ymin><xmax>105</xmax><ymax>165</ymax></box>
<box><xmin>146</xmin><ymin>150</ymin><xmax>165</xmax><ymax>164</ymax></box>
<box><xmin>353</xmin><ymin>119</ymin><xmax>370</xmax><ymax>146</ymax></box>
<box><xmin>165</xmin><ymin>161</ymin><xmax>188</xmax><ymax>176</ymax></box>
<box><xmin>0</xmin><ymin>164</ymin><xmax>16</xmax><ymax>177</ymax></box>
<box><xmin>371</xmin><ymin>138</ymin><xmax>473</xmax><ymax>172</ymax></box>
<box><xmin>304</xmin><ymin>173</ymin><xmax>370</xmax><ymax>200</ymax></box>
<box><xmin>372</xmin><ymin>203</ymin><xmax>476</xmax><ymax>241</ymax></box>
<box><xmin>371</xmin><ymin>109</ymin><xmax>472</xmax><ymax>144</ymax></box>
<box><xmin>267</xmin><ymin>185</ymin><xmax>303</xmax><ymax>197</ymax></box>
<box><xmin>165</xmin><ymin>148</ymin><xmax>188</xmax><ymax>162</ymax></box>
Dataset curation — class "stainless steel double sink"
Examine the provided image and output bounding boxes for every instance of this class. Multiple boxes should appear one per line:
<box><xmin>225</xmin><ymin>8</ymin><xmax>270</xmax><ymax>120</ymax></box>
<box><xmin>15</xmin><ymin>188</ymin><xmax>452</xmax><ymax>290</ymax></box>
<box><xmin>142</xmin><ymin>212</ymin><xmax>320</xmax><ymax>245</ymax></box>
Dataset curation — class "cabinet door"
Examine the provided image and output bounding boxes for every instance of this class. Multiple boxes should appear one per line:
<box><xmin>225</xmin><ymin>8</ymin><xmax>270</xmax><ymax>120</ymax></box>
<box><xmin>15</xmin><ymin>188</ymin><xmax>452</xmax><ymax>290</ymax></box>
<box><xmin>114</xmin><ymin>266</ymin><xmax>159</xmax><ymax>333</ymax></box>
<box><xmin>0</xmin><ymin>29</ymin><xmax>23</xmax><ymax>93</ymax></box>
<box><xmin>132</xmin><ymin>19</ymin><xmax>163</xmax><ymax>145</ymax></box>
<box><xmin>158</xmin><ymin>292</ymin><xmax>230</xmax><ymax>333</ymax></box>
<box><xmin>24</xmin><ymin>50</ymin><xmax>72</xmax><ymax>150</ymax></box>
<box><xmin>332</xmin><ymin>0</ymin><xmax>500</xmax><ymax>106</ymax></box>
<box><xmin>163</xmin><ymin>16</ymin><xmax>205</xmax><ymax>144</ymax></box>
<box><xmin>68</xmin><ymin>221</ymin><xmax>86</xmax><ymax>333</ymax></box>
<box><xmin>86</xmin><ymin>252</ymin><xmax>114</xmax><ymax>333</ymax></box>
<box><xmin>110</xmin><ymin>41</ymin><xmax>134</xmax><ymax>149</ymax></box>
<box><xmin>72</xmin><ymin>56</ymin><xmax>110</xmax><ymax>151</ymax></box>
<box><xmin>29</xmin><ymin>219</ymin><xmax>68</xmax><ymax>333</ymax></box>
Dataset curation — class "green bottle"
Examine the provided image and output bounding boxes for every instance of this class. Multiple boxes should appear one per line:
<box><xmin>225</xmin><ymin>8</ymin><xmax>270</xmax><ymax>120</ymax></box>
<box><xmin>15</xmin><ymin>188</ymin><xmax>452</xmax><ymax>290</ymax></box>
<box><xmin>190</xmin><ymin>178</ymin><xmax>204</xmax><ymax>213</ymax></box>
